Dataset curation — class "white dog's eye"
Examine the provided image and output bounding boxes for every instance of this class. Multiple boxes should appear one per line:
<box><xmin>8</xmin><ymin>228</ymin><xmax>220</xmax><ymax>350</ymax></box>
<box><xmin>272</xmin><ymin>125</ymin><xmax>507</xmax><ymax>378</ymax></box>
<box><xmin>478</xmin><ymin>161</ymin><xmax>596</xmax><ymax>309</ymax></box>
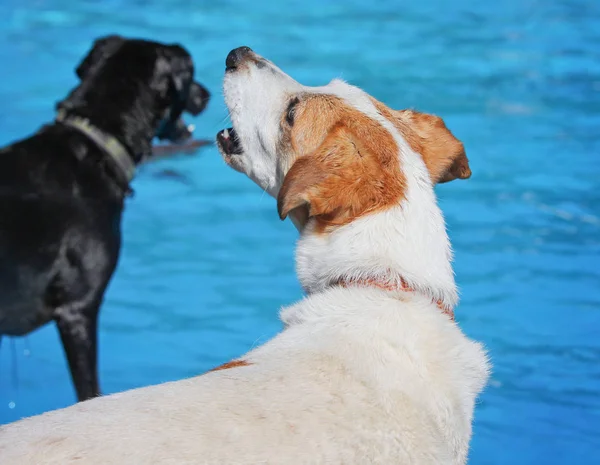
<box><xmin>285</xmin><ymin>97</ymin><xmax>300</xmax><ymax>126</ymax></box>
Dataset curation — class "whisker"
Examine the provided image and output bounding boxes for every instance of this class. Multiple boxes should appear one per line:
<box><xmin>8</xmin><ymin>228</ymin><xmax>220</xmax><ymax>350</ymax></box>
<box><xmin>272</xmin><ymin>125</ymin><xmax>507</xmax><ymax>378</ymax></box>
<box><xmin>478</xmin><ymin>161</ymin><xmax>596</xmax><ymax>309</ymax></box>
<box><xmin>259</xmin><ymin>185</ymin><xmax>269</xmax><ymax>202</ymax></box>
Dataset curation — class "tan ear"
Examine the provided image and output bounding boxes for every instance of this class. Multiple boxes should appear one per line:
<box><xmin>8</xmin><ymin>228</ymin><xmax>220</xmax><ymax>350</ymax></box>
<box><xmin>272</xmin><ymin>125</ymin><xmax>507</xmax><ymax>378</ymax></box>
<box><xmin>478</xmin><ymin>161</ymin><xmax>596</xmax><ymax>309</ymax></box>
<box><xmin>399</xmin><ymin>110</ymin><xmax>471</xmax><ymax>184</ymax></box>
<box><xmin>276</xmin><ymin>154</ymin><xmax>328</xmax><ymax>222</ymax></box>
<box><xmin>277</xmin><ymin>121</ymin><xmax>405</xmax><ymax>230</ymax></box>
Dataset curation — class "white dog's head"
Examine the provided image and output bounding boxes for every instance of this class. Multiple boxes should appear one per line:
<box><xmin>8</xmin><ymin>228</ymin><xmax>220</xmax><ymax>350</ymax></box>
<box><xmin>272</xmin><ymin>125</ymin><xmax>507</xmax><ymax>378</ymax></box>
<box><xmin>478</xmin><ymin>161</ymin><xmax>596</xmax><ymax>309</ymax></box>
<box><xmin>217</xmin><ymin>46</ymin><xmax>471</xmax><ymax>232</ymax></box>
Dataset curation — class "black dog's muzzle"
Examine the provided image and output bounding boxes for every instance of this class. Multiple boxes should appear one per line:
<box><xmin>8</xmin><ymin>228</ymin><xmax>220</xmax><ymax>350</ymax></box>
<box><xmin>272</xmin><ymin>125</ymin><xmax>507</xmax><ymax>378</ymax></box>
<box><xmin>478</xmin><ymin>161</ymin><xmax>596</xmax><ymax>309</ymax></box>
<box><xmin>186</xmin><ymin>82</ymin><xmax>210</xmax><ymax>115</ymax></box>
<box><xmin>156</xmin><ymin>81</ymin><xmax>210</xmax><ymax>143</ymax></box>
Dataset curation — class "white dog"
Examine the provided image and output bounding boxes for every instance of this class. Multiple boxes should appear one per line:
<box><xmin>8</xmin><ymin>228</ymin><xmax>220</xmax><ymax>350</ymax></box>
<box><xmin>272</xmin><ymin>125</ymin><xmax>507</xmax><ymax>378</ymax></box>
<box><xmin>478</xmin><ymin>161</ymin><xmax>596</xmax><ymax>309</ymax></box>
<box><xmin>0</xmin><ymin>47</ymin><xmax>490</xmax><ymax>465</ymax></box>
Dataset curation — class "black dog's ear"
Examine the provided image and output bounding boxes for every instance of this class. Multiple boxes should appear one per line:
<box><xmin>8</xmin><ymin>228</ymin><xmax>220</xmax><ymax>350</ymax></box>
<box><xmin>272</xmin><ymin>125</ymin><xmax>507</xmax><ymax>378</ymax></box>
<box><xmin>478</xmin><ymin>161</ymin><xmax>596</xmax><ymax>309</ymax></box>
<box><xmin>76</xmin><ymin>35</ymin><xmax>124</xmax><ymax>80</ymax></box>
<box><xmin>164</xmin><ymin>44</ymin><xmax>194</xmax><ymax>99</ymax></box>
<box><xmin>164</xmin><ymin>45</ymin><xmax>209</xmax><ymax>115</ymax></box>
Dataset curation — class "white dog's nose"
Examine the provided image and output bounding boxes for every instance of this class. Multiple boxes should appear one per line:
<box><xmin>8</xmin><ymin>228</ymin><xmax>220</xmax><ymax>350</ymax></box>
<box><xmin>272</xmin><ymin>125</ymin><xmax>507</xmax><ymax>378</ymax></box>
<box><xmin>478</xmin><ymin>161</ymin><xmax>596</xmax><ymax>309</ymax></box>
<box><xmin>225</xmin><ymin>46</ymin><xmax>253</xmax><ymax>71</ymax></box>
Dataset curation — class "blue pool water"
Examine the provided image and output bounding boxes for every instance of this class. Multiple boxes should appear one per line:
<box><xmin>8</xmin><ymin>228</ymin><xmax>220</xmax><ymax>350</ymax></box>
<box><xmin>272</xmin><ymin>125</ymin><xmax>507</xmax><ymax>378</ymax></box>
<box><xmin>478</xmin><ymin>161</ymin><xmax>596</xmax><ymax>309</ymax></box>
<box><xmin>0</xmin><ymin>0</ymin><xmax>599</xmax><ymax>463</ymax></box>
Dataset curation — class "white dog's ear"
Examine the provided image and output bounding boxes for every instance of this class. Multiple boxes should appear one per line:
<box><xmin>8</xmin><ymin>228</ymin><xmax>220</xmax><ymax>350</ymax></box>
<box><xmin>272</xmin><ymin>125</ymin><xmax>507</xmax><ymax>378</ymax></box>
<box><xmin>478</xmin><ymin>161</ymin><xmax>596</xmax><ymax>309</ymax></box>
<box><xmin>398</xmin><ymin>110</ymin><xmax>471</xmax><ymax>184</ymax></box>
<box><xmin>276</xmin><ymin>153</ymin><xmax>327</xmax><ymax>223</ymax></box>
<box><xmin>277</xmin><ymin>122</ymin><xmax>404</xmax><ymax>230</ymax></box>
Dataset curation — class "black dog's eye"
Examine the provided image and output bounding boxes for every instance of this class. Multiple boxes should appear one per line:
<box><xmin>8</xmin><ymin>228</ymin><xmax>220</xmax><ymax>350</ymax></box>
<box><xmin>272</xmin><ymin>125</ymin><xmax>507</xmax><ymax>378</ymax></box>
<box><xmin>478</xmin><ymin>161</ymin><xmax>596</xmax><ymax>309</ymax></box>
<box><xmin>285</xmin><ymin>97</ymin><xmax>300</xmax><ymax>126</ymax></box>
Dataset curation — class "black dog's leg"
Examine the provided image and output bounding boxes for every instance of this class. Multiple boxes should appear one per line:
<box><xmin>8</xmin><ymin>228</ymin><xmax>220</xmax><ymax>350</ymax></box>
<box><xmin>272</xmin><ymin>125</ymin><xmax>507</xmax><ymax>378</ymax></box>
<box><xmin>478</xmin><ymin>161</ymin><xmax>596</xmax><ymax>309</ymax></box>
<box><xmin>55</xmin><ymin>300</ymin><xmax>100</xmax><ymax>402</ymax></box>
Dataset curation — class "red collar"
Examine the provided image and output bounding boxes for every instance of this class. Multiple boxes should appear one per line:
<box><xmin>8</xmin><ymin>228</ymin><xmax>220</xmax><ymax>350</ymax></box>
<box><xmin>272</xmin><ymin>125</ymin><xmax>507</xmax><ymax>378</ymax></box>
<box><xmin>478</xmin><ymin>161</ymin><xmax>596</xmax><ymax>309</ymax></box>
<box><xmin>333</xmin><ymin>276</ymin><xmax>455</xmax><ymax>321</ymax></box>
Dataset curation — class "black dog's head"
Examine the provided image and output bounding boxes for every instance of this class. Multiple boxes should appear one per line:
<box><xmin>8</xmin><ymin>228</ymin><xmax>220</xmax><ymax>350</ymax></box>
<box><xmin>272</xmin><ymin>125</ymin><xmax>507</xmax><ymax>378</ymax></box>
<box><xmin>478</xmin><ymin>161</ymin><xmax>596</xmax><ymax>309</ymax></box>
<box><xmin>60</xmin><ymin>35</ymin><xmax>210</xmax><ymax>161</ymax></box>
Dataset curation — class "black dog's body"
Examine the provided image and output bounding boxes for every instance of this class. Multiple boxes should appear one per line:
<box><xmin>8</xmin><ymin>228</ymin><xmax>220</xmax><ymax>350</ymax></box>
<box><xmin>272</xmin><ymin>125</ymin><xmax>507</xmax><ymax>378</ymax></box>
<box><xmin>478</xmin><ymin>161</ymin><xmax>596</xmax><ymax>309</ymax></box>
<box><xmin>0</xmin><ymin>36</ymin><xmax>209</xmax><ymax>401</ymax></box>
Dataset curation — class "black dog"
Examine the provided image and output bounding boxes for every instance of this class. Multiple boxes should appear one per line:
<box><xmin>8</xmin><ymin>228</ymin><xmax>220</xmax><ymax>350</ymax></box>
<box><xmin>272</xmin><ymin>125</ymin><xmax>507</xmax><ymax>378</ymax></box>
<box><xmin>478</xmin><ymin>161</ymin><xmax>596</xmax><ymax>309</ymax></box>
<box><xmin>0</xmin><ymin>35</ymin><xmax>210</xmax><ymax>401</ymax></box>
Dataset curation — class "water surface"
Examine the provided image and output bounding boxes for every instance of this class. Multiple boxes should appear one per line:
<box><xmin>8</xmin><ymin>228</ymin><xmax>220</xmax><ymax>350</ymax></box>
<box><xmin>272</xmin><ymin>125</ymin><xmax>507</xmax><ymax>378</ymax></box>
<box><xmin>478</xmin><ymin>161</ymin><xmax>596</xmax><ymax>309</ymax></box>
<box><xmin>0</xmin><ymin>1</ymin><xmax>598</xmax><ymax>463</ymax></box>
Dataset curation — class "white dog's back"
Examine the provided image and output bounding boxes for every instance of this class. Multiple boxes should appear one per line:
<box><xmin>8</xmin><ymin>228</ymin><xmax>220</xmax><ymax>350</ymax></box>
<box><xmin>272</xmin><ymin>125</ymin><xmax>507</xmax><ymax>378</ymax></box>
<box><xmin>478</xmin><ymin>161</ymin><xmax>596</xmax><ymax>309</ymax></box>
<box><xmin>0</xmin><ymin>289</ymin><xmax>487</xmax><ymax>465</ymax></box>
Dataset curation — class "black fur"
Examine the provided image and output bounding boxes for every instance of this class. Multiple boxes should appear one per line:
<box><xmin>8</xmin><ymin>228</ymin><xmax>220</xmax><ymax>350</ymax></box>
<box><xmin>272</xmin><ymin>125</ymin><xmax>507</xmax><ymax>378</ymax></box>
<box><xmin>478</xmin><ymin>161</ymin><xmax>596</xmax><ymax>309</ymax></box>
<box><xmin>0</xmin><ymin>36</ymin><xmax>210</xmax><ymax>401</ymax></box>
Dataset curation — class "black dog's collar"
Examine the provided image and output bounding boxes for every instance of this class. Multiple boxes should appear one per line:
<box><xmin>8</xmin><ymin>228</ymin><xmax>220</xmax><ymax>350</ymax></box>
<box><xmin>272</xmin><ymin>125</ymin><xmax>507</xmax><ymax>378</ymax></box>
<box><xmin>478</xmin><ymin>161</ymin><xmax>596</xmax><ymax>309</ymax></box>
<box><xmin>56</xmin><ymin>110</ymin><xmax>135</xmax><ymax>184</ymax></box>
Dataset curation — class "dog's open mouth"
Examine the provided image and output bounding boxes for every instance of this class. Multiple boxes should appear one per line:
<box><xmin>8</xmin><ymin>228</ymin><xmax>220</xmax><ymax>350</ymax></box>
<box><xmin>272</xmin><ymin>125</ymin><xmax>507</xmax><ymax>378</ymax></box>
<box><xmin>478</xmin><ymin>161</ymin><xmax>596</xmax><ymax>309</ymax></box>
<box><xmin>217</xmin><ymin>127</ymin><xmax>243</xmax><ymax>155</ymax></box>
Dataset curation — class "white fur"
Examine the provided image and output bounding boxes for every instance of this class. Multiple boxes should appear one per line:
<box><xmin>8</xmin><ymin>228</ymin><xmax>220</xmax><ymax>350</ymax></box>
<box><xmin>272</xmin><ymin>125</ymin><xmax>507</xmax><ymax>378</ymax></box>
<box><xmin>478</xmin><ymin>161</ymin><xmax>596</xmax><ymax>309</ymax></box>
<box><xmin>223</xmin><ymin>58</ymin><xmax>303</xmax><ymax>195</ymax></box>
<box><xmin>295</xmin><ymin>80</ymin><xmax>458</xmax><ymax>307</ymax></box>
<box><xmin>0</xmin><ymin>51</ymin><xmax>490</xmax><ymax>465</ymax></box>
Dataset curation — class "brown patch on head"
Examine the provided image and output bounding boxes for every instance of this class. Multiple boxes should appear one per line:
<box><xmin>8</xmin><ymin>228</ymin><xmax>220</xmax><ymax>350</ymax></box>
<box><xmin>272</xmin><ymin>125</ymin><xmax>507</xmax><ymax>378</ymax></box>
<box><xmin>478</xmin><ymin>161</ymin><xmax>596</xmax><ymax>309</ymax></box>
<box><xmin>370</xmin><ymin>98</ymin><xmax>470</xmax><ymax>184</ymax></box>
<box><xmin>288</xmin><ymin>95</ymin><xmax>343</xmax><ymax>155</ymax></box>
<box><xmin>207</xmin><ymin>359</ymin><xmax>251</xmax><ymax>373</ymax></box>
<box><xmin>277</xmin><ymin>95</ymin><xmax>406</xmax><ymax>232</ymax></box>
<box><xmin>277</xmin><ymin>94</ymin><xmax>344</xmax><ymax>176</ymax></box>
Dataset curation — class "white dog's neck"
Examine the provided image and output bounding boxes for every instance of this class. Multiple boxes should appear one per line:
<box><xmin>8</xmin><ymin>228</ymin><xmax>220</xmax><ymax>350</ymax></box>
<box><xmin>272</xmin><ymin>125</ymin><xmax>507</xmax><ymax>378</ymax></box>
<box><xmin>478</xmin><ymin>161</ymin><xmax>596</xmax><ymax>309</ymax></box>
<box><xmin>293</xmin><ymin>182</ymin><xmax>459</xmax><ymax>311</ymax></box>
<box><xmin>280</xmin><ymin>84</ymin><xmax>459</xmax><ymax>312</ymax></box>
